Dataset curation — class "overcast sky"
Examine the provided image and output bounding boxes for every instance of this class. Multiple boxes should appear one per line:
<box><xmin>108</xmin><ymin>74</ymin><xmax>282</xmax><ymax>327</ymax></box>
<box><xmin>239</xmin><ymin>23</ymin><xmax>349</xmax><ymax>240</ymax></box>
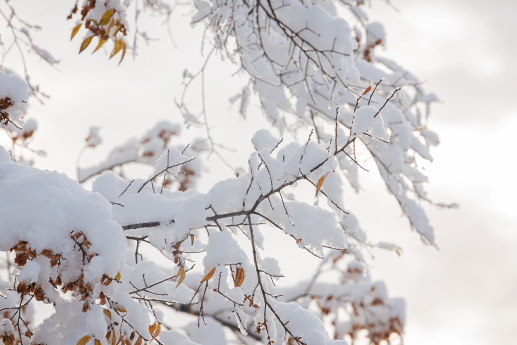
<box><xmin>1</xmin><ymin>0</ymin><xmax>516</xmax><ymax>344</ymax></box>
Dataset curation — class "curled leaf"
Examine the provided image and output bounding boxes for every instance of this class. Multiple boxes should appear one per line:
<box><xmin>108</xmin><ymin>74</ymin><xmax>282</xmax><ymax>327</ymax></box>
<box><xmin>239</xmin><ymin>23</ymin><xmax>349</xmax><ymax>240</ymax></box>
<box><xmin>118</xmin><ymin>41</ymin><xmax>126</xmax><ymax>65</ymax></box>
<box><xmin>175</xmin><ymin>266</ymin><xmax>186</xmax><ymax>289</ymax></box>
<box><xmin>79</xmin><ymin>36</ymin><xmax>94</xmax><ymax>54</ymax></box>
<box><xmin>92</xmin><ymin>37</ymin><xmax>108</xmax><ymax>54</ymax></box>
<box><xmin>71</xmin><ymin>23</ymin><xmax>82</xmax><ymax>41</ymax></box>
<box><xmin>315</xmin><ymin>172</ymin><xmax>330</xmax><ymax>196</ymax></box>
<box><xmin>150</xmin><ymin>323</ymin><xmax>161</xmax><ymax>342</ymax></box>
<box><xmin>77</xmin><ymin>335</ymin><xmax>91</xmax><ymax>345</ymax></box>
<box><xmin>234</xmin><ymin>267</ymin><xmax>245</xmax><ymax>287</ymax></box>
<box><xmin>201</xmin><ymin>267</ymin><xmax>216</xmax><ymax>283</ymax></box>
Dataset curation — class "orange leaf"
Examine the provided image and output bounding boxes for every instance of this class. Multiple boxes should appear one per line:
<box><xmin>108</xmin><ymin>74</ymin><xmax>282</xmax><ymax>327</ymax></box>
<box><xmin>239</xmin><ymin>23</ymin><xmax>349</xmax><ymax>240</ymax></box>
<box><xmin>95</xmin><ymin>340</ymin><xmax>102</xmax><ymax>345</ymax></box>
<box><xmin>150</xmin><ymin>323</ymin><xmax>161</xmax><ymax>342</ymax></box>
<box><xmin>362</xmin><ymin>85</ymin><xmax>372</xmax><ymax>96</ymax></box>
<box><xmin>76</xmin><ymin>335</ymin><xmax>91</xmax><ymax>345</ymax></box>
<box><xmin>191</xmin><ymin>234</ymin><xmax>194</xmax><ymax>246</ymax></box>
<box><xmin>201</xmin><ymin>267</ymin><xmax>216</xmax><ymax>283</ymax></box>
<box><xmin>71</xmin><ymin>23</ymin><xmax>82</xmax><ymax>41</ymax></box>
<box><xmin>79</xmin><ymin>36</ymin><xmax>93</xmax><ymax>54</ymax></box>
<box><xmin>92</xmin><ymin>37</ymin><xmax>108</xmax><ymax>54</ymax></box>
<box><xmin>149</xmin><ymin>323</ymin><xmax>157</xmax><ymax>336</ymax></box>
<box><xmin>296</xmin><ymin>239</ymin><xmax>301</xmax><ymax>244</ymax></box>
<box><xmin>315</xmin><ymin>172</ymin><xmax>330</xmax><ymax>196</ymax></box>
<box><xmin>118</xmin><ymin>41</ymin><xmax>126</xmax><ymax>65</ymax></box>
<box><xmin>111</xmin><ymin>331</ymin><xmax>116</xmax><ymax>345</ymax></box>
<box><xmin>234</xmin><ymin>267</ymin><xmax>245</xmax><ymax>287</ymax></box>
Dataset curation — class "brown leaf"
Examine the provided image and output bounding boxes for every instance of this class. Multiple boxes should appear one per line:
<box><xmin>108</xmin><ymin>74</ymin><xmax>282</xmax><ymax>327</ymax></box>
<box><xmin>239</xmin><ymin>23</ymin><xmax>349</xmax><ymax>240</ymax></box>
<box><xmin>134</xmin><ymin>336</ymin><xmax>143</xmax><ymax>345</ymax></box>
<box><xmin>149</xmin><ymin>323</ymin><xmax>157</xmax><ymax>336</ymax></box>
<box><xmin>200</xmin><ymin>267</ymin><xmax>216</xmax><ymax>283</ymax></box>
<box><xmin>315</xmin><ymin>172</ymin><xmax>330</xmax><ymax>196</ymax></box>
<box><xmin>95</xmin><ymin>340</ymin><xmax>102</xmax><ymax>345</ymax></box>
<box><xmin>79</xmin><ymin>36</ymin><xmax>93</xmax><ymax>54</ymax></box>
<box><xmin>113</xmin><ymin>305</ymin><xmax>127</xmax><ymax>313</ymax></box>
<box><xmin>71</xmin><ymin>23</ymin><xmax>82</xmax><ymax>41</ymax></box>
<box><xmin>24</xmin><ymin>330</ymin><xmax>33</xmax><ymax>339</ymax></box>
<box><xmin>76</xmin><ymin>335</ymin><xmax>91</xmax><ymax>345</ymax></box>
<box><xmin>234</xmin><ymin>267</ymin><xmax>245</xmax><ymax>287</ymax></box>
<box><xmin>191</xmin><ymin>234</ymin><xmax>194</xmax><ymax>246</ymax></box>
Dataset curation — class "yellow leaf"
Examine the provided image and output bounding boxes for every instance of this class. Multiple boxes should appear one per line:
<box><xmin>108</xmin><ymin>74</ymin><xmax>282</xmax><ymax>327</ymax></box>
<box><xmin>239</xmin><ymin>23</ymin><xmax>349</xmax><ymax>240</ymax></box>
<box><xmin>150</xmin><ymin>323</ymin><xmax>161</xmax><ymax>342</ymax></box>
<box><xmin>135</xmin><ymin>336</ymin><xmax>143</xmax><ymax>345</ymax></box>
<box><xmin>115</xmin><ymin>271</ymin><xmax>121</xmax><ymax>281</ymax></box>
<box><xmin>71</xmin><ymin>23</ymin><xmax>82</xmax><ymax>41</ymax></box>
<box><xmin>77</xmin><ymin>335</ymin><xmax>92</xmax><ymax>345</ymax></box>
<box><xmin>109</xmin><ymin>39</ymin><xmax>123</xmax><ymax>59</ymax></box>
<box><xmin>103</xmin><ymin>309</ymin><xmax>112</xmax><ymax>318</ymax></box>
<box><xmin>99</xmin><ymin>9</ymin><xmax>115</xmax><ymax>26</ymax></box>
<box><xmin>201</xmin><ymin>267</ymin><xmax>216</xmax><ymax>283</ymax></box>
<box><xmin>175</xmin><ymin>266</ymin><xmax>184</xmax><ymax>279</ymax></box>
<box><xmin>191</xmin><ymin>234</ymin><xmax>194</xmax><ymax>246</ymax></box>
<box><xmin>175</xmin><ymin>267</ymin><xmax>186</xmax><ymax>289</ymax></box>
<box><xmin>315</xmin><ymin>172</ymin><xmax>330</xmax><ymax>196</ymax></box>
<box><xmin>111</xmin><ymin>331</ymin><xmax>116</xmax><ymax>345</ymax></box>
<box><xmin>79</xmin><ymin>36</ymin><xmax>94</xmax><ymax>54</ymax></box>
<box><xmin>111</xmin><ymin>24</ymin><xmax>122</xmax><ymax>37</ymax></box>
<box><xmin>118</xmin><ymin>41</ymin><xmax>126</xmax><ymax>65</ymax></box>
<box><xmin>92</xmin><ymin>37</ymin><xmax>108</xmax><ymax>54</ymax></box>
<box><xmin>95</xmin><ymin>340</ymin><xmax>102</xmax><ymax>345</ymax></box>
<box><xmin>234</xmin><ymin>267</ymin><xmax>245</xmax><ymax>287</ymax></box>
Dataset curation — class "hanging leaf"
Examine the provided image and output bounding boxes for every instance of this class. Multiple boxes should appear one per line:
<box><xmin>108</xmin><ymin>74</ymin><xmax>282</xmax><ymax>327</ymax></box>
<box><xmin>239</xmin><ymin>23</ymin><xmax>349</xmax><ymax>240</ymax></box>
<box><xmin>150</xmin><ymin>323</ymin><xmax>161</xmax><ymax>342</ymax></box>
<box><xmin>134</xmin><ymin>336</ymin><xmax>143</xmax><ymax>345</ymax></box>
<box><xmin>149</xmin><ymin>323</ymin><xmax>157</xmax><ymax>336</ymax></box>
<box><xmin>315</xmin><ymin>172</ymin><xmax>330</xmax><ymax>196</ymax></box>
<box><xmin>95</xmin><ymin>340</ymin><xmax>102</xmax><ymax>345</ymax></box>
<box><xmin>175</xmin><ymin>267</ymin><xmax>186</xmax><ymax>289</ymax></box>
<box><xmin>76</xmin><ymin>335</ymin><xmax>92</xmax><ymax>345</ymax></box>
<box><xmin>110</xmin><ymin>331</ymin><xmax>116</xmax><ymax>345</ymax></box>
<box><xmin>24</xmin><ymin>330</ymin><xmax>33</xmax><ymax>339</ymax></box>
<box><xmin>71</xmin><ymin>23</ymin><xmax>82</xmax><ymax>41</ymax></box>
<box><xmin>362</xmin><ymin>85</ymin><xmax>372</xmax><ymax>96</ymax></box>
<box><xmin>99</xmin><ymin>9</ymin><xmax>115</xmax><ymax>26</ymax></box>
<box><xmin>118</xmin><ymin>41</ymin><xmax>126</xmax><ymax>65</ymax></box>
<box><xmin>201</xmin><ymin>267</ymin><xmax>216</xmax><ymax>283</ymax></box>
<box><xmin>110</xmin><ymin>39</ymin><xmax>123</xmax><ymax>59</ymax></box>
<box><xmin>92</xmin><ymin>37</ymin><xmax>108</xmax><ymax>54</ymax></box>
<box><xmin>111</xmin><ymin>23</ymin><xmax>122</xmax><ymax>37</ymax></box>
<box><xmin>191</xmin><ymin>234</ymin><xmax>194</xmax><ymax>246</ymax></box>
<box><xmin>79</xmin><ymin>36</ymin><xmax>94</xmax><ymax>54</ymax></box>
<box><xmin>234</xmin><ymin>267</ymin><xmax>245</xmax><ymax>287</ymax></box>
<box><xmin>115</xmin><ymin>271</ymin><xmax>121</xmax><ymax>281</ymax></box>
<box><xmin>103</xmin><ymin>309</ymin><xmax>112</xmax><ymax>318</ymax></box>
<box><xmin>175</xmin><ymin>266</ymin><xmax>184</xmax><ymax>279</ymax></box>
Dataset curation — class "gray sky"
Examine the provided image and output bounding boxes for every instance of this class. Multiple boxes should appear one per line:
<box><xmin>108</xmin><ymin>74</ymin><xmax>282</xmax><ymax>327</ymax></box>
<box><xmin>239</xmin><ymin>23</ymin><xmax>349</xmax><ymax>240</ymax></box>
<box><xmin>1</xmin><ymin>0</ymin><xmax>516</xmax><ymax>344</ymax></box>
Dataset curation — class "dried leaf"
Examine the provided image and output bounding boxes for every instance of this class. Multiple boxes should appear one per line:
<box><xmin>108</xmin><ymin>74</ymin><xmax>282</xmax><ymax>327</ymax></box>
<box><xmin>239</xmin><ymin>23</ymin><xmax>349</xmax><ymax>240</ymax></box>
<box><xmin>109</xmin><ymin>39</ymin><xmax>123</xmax><ymax>59</ymax></box>
<box><xmin>362</xmin><ymin>85</ymin><xmax>372</xmax><ymax>96</ymax></box>
<box><xmin>77</xmin><ymin>335</ymin><xmax>91</xmax><ymax>345</ymax></box>
<box><xmin>315</xmin><ymin>172</ymin><xmax>330</xmax><ymax>196</ymax></box>
<box><xmin>24</xmin><ymin>330</ymin><xmax>33</xmax><ymax>339</ymax></box>
<box><xmin>118</xmin><ymin>41</ymin><xmax>126</xmax><ymax>65</ymax></box>
<box><xmin>234</xmin><ymin>267</ymin><xmax>245</xmax><ymax>287</ymax></box>
<box><xmin>111</xmin><ymin>24</ymin><xmax>122</xmax><ymax>37</ymax></box>
<box><xmin>191</xmin><ymin>234</ymin><xmax>194</xmax><ymax>246</ymax></box>
<box><xmin>115</xmin><ymin>271</ymin><xmax>121</xmax><ymax>282</ymax></box>
<box><xmin>71</xmin><ymin>23</ymin><xmax>82</xmax><ymax>41</ymax></box>
<box><xmin>135</xmin><ymin>336</ymin><xmax>143</xmax><ymax>345</ymax></box>
<box><xmin>114</xmin><ymin>305</ymin><xmax>127</xmax><ymax>313</ymax></box>
<box><xmin>296</xmin><ymin>239</ymin><xmax>301</xmax><ymax>244</ymax></box>
<box><xmin>92</xmin><ymin>37</ymin><xmax>108</xmax><ymax>54</ymax></box>
<box><xmin>99</xmin><ymin>9</ymin><xmax>115</xmax><ymax>26</ymax></box>
<box><xmin>103</xmin><ymin>309</ymin><xmax>112</xmax><ymax>318</ymax></box>
<box><xmin>79</xmin><ymin>36</ymin><xmax>93</xmax><ymax>54</ymax></box>
<box><xmin>175</xmin><ymin>267</ymin><xmax>186</xmax><ymax>289</ymax></box>
<box><xmin>95</xmin><ymin>340</ymin><xmax>102</xmax><ymax>345</ymax></box>
<box><xmin>149</xmin><ymin>323</ymin><xmax>157</xmax><ymax>336</ymax></box>
<box><xmin>150</xmin><ymin>323</ymin><xmax>161</xmax><ymax>342</ymax></box>
<box><xmin>111</xmin><ymin>331</ymin><xmax>116</xmax><ymax>345</ymax></box>
<box><xmin>201</xmin><ymin>267</ymin><xmax>216</xmax><ymax>283</ymax></box>
<box><xmin>175</xmin><ymin>266</ymin><xmax>184</xmax><ymax>279</ymax></box>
